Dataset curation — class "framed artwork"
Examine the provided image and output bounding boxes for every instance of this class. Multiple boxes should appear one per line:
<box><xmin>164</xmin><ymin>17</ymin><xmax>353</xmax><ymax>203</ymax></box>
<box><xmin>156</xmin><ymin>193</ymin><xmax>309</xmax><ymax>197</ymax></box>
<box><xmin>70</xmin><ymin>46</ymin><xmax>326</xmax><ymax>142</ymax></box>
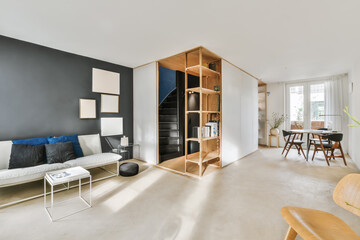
<box><xmin>92</xmin><ymin>68</ymin><xmax>120</xmax><ymax>95</ymax></box>
<box><xmin>101</xmin><ymin>117</ymin><xmax>123</xmax><ymax>136</ymax></box>
<box><xmin>101</xmin><ymin>94</ymin><xmax>119</xmax><ymax>113</ymax></box>
<box><xmin>79</xmin><ymin>99</ymin><xmax>96</xmax><ymax>119</ymax></box>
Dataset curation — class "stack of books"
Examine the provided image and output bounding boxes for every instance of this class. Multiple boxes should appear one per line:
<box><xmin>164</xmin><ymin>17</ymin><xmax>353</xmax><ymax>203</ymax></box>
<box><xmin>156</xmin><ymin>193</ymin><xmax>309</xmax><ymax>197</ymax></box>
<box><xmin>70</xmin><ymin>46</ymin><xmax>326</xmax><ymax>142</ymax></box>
<box><xmin>192</xmin><ymin>121</ymin><xmax>219</xmax><ymax>138</ymax></box>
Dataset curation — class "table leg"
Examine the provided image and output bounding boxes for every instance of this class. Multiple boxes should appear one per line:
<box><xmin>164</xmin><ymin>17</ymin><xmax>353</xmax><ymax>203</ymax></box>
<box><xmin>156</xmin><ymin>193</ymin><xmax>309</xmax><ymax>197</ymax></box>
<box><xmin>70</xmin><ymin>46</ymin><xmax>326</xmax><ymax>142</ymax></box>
<box><xmin>51</xmin><ymin>185</ymin><xmax>54</xmax><ymax>220</ymax></box>
<box><xmin>79</xmin><ymin>178</ymin><xmax>81</xmax><ymax>197</ymax></box>
<box><xmin>89</xmin><ymin>176</ymin><xmax>92</xmax><ymax>206</ymax></box>
<box><xmin>44</xmin><ymin>178</ymin><xmax>46</xmax><ymax>208</ymax></box>
<box><xmin>306</xmin><ymin>133</ymin><xmax>310</xmax><ymax>161</ymax></box>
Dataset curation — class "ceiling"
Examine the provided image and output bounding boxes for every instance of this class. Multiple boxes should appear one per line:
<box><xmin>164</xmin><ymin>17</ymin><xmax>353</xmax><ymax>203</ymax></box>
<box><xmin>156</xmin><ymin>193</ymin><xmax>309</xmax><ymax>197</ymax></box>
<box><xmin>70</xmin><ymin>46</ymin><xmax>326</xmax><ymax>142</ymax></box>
<box><xmin>1</xmin><ymin>0</ymin><xmax>360</xmax><ymax>83</ymax></box>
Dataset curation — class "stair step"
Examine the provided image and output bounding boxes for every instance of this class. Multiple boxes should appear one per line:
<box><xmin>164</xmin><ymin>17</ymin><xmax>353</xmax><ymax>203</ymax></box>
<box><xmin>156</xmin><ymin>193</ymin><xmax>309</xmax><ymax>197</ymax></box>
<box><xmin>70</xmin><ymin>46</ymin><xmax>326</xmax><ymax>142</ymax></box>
<box><xmin>160</xmin><ymin>109</ymin><xmax>177</xmax><ymax>115</ymax></box>
<box><xmin>159</xmin><ymin>138</ymin><xmax>180</xmax><ymax>145</ymax></box>
<box><xmin>159</xmin><ymin>144</ymin><xmax>180</xmax><ymax>147</ymax></box>
<box><xmin>160</xmin><ymin>152</ymin><xmax>183</xmax><ymax>163</ymax></box>
<box><xmin>159</xmin><ymin>131</ymin><xmax>179</xmax><ymax>138</ymax></box>
<box><xmin>159</xmin><ymin>122</ymin><xmax>178</xmax><ymax>130</ymax></box>
<box><xmin>159</xmin><ymin>114</ymin><xmax>177</xmax><ymax>123</ymax></box>
<box><xmin>160</xmin><ymin>102</ymin><xmax>177</xmax><ymax>108</ymax></box>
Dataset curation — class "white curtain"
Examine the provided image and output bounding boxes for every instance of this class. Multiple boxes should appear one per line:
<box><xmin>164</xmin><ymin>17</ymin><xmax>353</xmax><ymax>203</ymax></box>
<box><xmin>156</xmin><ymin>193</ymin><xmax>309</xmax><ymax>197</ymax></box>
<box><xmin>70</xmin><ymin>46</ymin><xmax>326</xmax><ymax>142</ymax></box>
<box><xmin>324</xmin><ymin>74</ymin><xmax>348</xmax><ymax>131</ymax></box>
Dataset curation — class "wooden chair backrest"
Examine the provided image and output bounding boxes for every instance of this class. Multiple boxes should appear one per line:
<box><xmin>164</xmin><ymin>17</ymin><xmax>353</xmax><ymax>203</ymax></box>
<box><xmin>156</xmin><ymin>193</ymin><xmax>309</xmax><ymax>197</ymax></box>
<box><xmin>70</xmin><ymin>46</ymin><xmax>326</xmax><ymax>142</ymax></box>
<box><xmin>333</xmin><ymin>174</ymin><xmax>360</xmax><ymax>217</ymax></box>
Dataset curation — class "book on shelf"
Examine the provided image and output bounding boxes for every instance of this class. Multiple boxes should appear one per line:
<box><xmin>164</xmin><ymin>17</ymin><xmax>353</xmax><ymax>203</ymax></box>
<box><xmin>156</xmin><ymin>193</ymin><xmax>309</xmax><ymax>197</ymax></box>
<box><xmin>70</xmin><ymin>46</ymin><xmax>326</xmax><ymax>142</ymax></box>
<box><xmin>202</xmin><ymin>126</ymin><xmax>211</xmax><ymax>138</ymax></box>
<box><xmin>206</xmin><ymin>122</ymin><xmax>218</xmax><ymax>137</ymax></box>
<box><xmin>193</xmin><ymin>126</ymin><xmax>200</xmax><ymax>138</ymax></box>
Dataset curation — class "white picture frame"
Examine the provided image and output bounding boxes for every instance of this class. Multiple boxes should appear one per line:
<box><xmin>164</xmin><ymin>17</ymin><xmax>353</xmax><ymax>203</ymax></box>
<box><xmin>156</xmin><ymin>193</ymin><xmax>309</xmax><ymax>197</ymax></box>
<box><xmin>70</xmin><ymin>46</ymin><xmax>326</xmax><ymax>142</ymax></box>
<box><xmin>92</xmin><ymin>68</ymin><xmax>120</xmax><ymax>95</ymax></box>
<box><xmin>101</xmin><ymin>118</ymin><xmax>123</xmax><ymax>136</ymax></box>
<box><xmin>101</xmin><ymin>94</ymin><xmax>119</xmax><ymax>113</ymax></box>
<box><xmin>79</xmin><ymin>99</ymin><xmax>96</xmax><ymax>119</ymax></box>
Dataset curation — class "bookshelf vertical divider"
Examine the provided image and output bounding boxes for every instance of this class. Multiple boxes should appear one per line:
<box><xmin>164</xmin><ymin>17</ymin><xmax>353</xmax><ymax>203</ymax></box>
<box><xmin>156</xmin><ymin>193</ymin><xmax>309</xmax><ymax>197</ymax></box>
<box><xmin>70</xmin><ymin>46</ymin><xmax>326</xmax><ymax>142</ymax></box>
<box><xmin>184</xmin><ymin>47</ymin><xmax>222</xmax><ymax>177</ymax></box>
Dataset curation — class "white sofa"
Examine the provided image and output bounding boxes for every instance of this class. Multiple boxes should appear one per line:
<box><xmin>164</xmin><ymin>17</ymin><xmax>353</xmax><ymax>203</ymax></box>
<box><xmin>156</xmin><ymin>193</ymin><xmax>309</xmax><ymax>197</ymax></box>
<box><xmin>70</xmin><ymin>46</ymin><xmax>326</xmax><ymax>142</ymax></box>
<box><xmin>0</xmin><ymin>134</ymin><xmax>121</xmax><ymax>188</ymax></box>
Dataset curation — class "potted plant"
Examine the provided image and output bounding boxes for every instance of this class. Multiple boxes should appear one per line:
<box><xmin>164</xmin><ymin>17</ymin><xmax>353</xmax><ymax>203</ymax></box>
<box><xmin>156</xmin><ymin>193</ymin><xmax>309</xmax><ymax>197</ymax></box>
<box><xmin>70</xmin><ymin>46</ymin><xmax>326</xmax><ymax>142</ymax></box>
<box><xmin>269</xmin><ymin>113</ymin><xmax>286</xmax><ymax>136</ymax></box>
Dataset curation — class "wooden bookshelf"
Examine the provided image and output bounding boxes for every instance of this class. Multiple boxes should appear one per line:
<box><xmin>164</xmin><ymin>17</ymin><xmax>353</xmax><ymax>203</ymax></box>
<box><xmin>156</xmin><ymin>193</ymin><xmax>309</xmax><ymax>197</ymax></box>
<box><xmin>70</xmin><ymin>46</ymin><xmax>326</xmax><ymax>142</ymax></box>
<box><xmin>184</xmin><ymin>47</ymin><xmax>222</xmax><ymax>177</ymax></box>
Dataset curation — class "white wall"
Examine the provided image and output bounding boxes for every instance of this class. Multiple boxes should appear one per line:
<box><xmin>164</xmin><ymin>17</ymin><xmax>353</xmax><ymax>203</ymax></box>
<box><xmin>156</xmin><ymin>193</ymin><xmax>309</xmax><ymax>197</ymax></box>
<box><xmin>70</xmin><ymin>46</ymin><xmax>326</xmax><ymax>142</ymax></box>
<box><xmin>222</xmin><ymin>60</ymin><xmax>258</xmax><ymax>167</ymax></box>
<box><xmin>134</xmin><ymin>62</ymin><xmax>158</xmax><ymax>165</ymax></box>
<box><xmin>348</xmin><ymin>60</ymin><xmax>360</xmax><ymax>169</ymax></box>
<box><xmin>266</xmin><ymin>82</ymin><xmax>286</xmax><ymax>147</ymax></box>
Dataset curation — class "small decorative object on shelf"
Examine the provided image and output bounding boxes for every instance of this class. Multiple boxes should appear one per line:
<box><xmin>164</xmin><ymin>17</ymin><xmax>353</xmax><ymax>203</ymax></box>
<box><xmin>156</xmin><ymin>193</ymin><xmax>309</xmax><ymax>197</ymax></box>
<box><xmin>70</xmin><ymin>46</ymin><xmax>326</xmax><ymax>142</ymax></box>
<box><xmin>121</xmin><ymin>135</ymin><xmax>129</xmax><ymax>146</ymax></box>
<box><xmin>209</xmin><ymin>62</ymin><xmax>217</xmax><ymax>71</ymax></box>
<box><xmin>269</xmin><ymin>112</ymin><xmax>286</xmax><ymax>136</ymax></box>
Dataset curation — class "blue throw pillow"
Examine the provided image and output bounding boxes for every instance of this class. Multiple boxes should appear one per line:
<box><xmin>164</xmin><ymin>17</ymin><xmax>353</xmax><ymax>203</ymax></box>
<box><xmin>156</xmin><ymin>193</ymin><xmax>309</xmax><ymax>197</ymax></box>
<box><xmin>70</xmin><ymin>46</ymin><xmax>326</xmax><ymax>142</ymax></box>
<box><xmin>48</xmin><ymin>134</ymin><xmax>84</xmax><ymax>158</ymax></box>
<box><xmin>13</xmin><ymin>136</ymin><xmax>50</xmax><ymax>145</ymax></box>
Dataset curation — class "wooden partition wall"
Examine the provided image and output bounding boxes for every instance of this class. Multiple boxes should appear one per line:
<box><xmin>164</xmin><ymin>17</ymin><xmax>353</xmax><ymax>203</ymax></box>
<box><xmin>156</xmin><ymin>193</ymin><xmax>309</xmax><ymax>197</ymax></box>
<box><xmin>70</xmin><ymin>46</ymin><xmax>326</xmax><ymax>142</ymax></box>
<box><xmin>135</xmin><ymin>46</ymin><xmax>259</xmax><ymax>178</ymax></box>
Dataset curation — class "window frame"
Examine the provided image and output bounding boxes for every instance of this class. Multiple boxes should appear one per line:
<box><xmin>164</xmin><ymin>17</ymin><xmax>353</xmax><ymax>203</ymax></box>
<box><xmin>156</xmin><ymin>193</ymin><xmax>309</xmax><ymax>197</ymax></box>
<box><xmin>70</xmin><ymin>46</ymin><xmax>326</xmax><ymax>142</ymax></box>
<box><xmin>285</xmin><ymin>80</ymin><xmax>325</xmax><ymax>130</ymax></box>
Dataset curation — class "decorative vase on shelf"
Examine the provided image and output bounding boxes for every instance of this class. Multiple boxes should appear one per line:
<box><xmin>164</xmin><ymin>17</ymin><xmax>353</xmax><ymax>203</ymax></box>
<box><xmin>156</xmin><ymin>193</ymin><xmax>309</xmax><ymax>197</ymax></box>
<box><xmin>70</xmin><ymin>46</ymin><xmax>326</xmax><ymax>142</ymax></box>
<box><xmin>270</xmin><ymin>128</ymin><xmax>280</xmax><ymax>136</ymax></box>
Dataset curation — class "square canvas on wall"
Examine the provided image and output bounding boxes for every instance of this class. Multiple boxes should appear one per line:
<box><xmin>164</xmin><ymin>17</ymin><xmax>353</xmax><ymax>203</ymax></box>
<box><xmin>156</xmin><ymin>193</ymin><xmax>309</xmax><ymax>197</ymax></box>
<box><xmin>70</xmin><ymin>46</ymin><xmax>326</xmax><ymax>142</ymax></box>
<box><xmin>101</xmin><ymin>94</ymin><xmax>119</xmax><ymax>113</ymax></box>
<box><xmin>101</xmin><ymin>117</ymin><xmax>123</xmax><ymax>136</ymax></box>
<box><xmin>92</xmin><ymin>68</ymin><xmax>120</xmax><ymax>95</ymax></box>
<box><xmin>79</xmin><ymin>99</ymin><xmax>96</xmax><ymax>119</ymax></box>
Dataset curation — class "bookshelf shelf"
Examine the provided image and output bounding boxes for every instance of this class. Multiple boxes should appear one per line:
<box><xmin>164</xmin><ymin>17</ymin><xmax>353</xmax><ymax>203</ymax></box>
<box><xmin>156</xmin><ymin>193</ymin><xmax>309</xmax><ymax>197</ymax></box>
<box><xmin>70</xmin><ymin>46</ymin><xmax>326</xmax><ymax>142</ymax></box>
<box><xmin>185</xmin><ymin>151</ymin><xmax>220</xmax><ymax>164</ymax></box>
<box><xmin>184</xmin><ymin>47</ymin><xmax>222</xmax><ymax>177</ymax></box>
<box><xmin>186</xmin><ymin>87</ymin><xmax>220</xmax><ymax>95</ymax></box>
<box><xmin>186</xmin><ymin>65</ymin><xmax>220</xmax><ymax>78</ymax></box>
<box><xmin>186</xmin><ymin>136</ymin><xmax>219</xmax><ymax>142</ymax></box>
<box><xmin>186</xmin><ymin>110</ymin><xmax>220</xmax><ymax>114</ymax></box>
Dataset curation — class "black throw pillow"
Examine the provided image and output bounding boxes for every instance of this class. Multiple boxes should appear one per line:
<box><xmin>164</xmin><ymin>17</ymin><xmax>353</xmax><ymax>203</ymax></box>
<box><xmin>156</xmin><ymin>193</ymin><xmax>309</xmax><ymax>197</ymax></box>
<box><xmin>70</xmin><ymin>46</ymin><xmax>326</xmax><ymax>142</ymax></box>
<box><xmin>9</xmin><ymin>144</ymin><xmax>45</xmax><ymax>169</ymax></box>
<box><xmin>46</xmin><ymin>141</ymin><xmax>76</xmax><ymax>164</ymax></box>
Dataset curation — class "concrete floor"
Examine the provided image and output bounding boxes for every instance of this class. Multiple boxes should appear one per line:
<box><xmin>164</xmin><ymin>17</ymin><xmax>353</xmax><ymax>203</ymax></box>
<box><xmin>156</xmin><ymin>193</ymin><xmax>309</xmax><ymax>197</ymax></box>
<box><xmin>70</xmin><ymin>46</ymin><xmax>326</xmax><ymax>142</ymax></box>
<box><xmin>1</xmin><ymin>148</ymin><xmax>360</xmax><ymax>240</ymax></box>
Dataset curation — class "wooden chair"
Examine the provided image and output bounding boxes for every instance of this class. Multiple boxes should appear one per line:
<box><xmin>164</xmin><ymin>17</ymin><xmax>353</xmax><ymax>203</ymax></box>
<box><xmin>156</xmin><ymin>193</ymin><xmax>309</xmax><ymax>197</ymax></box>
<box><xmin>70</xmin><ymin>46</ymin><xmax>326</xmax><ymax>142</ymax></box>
<box><xmin>281</xmin><ymin>173</ymin><xmax>360</xmax><ymax>240</ymax></box>
<box><xmin>309</xmin><ymin>127</ymin><xmax>328</xmax><ymax>149</ymax></box>
<box><xmin>312</xmin><ymin>133</ymin><xmax>347</xmax><ymax>166</ymax></box>
<box><xmin>282</xmin><ymin>130</ymin><xmax>306</xmax><ymax>159</ymax></box>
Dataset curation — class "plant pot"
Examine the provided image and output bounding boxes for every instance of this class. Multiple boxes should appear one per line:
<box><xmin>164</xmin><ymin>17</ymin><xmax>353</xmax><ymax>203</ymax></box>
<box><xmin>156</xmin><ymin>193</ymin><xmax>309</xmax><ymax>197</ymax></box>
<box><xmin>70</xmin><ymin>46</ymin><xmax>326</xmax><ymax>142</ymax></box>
<box><xmin>270</xmin><ymin>128</ymin><xmax>280</xmax><ymax>136</ymax></box>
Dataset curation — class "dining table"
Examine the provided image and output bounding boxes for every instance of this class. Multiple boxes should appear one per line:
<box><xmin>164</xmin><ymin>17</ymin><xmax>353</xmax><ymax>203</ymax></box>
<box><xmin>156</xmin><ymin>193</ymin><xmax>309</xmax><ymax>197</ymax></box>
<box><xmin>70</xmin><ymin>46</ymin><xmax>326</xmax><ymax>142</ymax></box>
<box><xmin>288</xmin><ymin>129</ymin><xmax>340</xmax><ymax>161</ymax></box>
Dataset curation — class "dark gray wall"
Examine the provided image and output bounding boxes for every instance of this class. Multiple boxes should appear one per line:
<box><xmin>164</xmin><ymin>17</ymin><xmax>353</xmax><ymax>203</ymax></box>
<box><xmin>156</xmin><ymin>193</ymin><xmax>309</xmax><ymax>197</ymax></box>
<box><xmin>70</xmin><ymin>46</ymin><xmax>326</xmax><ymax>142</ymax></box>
<box><xmin>0</xmin><ymin>35</ymin><xmax>133</xmax><ymax>151</ymax></box>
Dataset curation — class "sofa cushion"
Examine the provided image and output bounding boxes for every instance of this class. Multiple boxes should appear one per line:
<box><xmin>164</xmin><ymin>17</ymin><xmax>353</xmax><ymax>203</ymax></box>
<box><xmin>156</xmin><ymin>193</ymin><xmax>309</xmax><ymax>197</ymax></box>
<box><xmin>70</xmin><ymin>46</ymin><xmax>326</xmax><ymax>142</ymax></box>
<box><xmin>0</xmin><ymin>163</ymin><xmax>69</xmax><ymax>187</ymax></box>
<box><xmin>45</xmin><ymin>142</ymin><xmax>76</xmax><ymax>164</ymax></box>
<box><xmin>78</xmin><ymin>134</ymin><xmax>102</xmax><ymax>156</ymax></box>
<box><xmin>48</xmin><ymin>134</ymin><xmax>84</xmax><ymax>158</ymax></box>
<box><xmin>0</xmin><ymin>141</ymin><xmax>14</xmax><ymax>170</ymax></box>
<box><xmin>12</xmin><ymin>136</ymin><xmax>50</xmax><ymax>145</ymax></box>
<box><xmin>64</xmin><ymin>153</ymin><xmax>121</xmax><ymax>168</ymax></box>
<box><xmin>9</xmin><ymin>144</ymin><xmax>45</xmax><ymax>169</ymax></box>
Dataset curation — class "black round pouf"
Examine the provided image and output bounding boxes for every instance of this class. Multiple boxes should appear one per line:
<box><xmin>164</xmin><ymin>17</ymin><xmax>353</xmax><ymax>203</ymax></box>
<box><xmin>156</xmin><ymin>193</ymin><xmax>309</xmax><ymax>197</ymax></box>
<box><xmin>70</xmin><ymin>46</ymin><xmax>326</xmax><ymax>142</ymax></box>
<box><xmin>119</xmin><ymin>162</ymin><xmax>139</xmax><ymax>177</ymax></box>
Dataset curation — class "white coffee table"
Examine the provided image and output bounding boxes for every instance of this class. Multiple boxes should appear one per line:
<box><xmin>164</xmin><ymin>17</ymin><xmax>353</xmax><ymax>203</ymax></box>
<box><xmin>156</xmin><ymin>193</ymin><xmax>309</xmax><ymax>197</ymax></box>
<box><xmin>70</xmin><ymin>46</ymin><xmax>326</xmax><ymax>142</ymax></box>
<box><xmin>44</xmin><ymin>166</ymin><xmax>92</xmax><ymax>221</ymax></box>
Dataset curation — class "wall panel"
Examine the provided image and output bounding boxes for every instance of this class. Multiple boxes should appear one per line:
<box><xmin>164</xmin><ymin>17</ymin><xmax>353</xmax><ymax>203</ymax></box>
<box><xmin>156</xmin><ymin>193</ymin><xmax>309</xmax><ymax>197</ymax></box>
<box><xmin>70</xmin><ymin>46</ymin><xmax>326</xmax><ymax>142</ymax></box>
<box><xmin>222</xmin><ymin>60</ymin><xmax>258</xmax><ymax>167</ymax></box>
<box><xmin>134</xmin><ymin>62</ymin><xmax>157</xmax><ymax>164</ymax></box>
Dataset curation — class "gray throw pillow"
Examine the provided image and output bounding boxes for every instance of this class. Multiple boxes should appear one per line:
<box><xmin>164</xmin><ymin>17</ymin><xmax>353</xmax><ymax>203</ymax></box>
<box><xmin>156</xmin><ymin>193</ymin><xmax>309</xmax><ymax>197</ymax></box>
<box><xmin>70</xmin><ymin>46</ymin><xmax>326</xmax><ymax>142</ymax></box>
<box><xmin>45</xmin><ymin>141</ymin><xmax>76</xmax><ymax>164</ymax></box>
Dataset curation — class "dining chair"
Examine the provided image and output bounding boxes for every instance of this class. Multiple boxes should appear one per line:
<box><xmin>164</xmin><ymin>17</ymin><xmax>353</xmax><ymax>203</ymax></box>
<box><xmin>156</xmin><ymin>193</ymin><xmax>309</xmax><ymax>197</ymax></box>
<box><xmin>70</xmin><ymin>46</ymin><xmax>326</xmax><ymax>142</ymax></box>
<box><xmin>312</xmin><ymin>133</ymin><xmax>347</xmax><ymax>166</ymax></box>
<box><xmin>309</xmin><ymin>128</ymin><xmax>328</xmax><ymax>149</ymax></box>
<box><xmin>281</xmin><ymin>173</ymin><xmax>360</xmax><ymax>240</ymax></box>
<box><xmin>282</xmin><ymin>130</ymin><xmax>306</xmax><ymax>159</ymax></box>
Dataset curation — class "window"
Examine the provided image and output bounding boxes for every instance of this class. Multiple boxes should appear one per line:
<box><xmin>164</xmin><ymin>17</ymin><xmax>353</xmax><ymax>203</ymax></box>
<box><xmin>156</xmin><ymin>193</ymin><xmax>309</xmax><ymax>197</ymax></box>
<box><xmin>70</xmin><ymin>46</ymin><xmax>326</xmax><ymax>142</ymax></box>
<box><xmin>310</xmin><ymin>84</ymin><xmax>325</xmax><ymax>129</ymax></box>
<box><xmin>289</xmin><ymin>86</ymin><xmax>304</xmax><ymax>129</ymax></box>
<box><xmin>286</xmin><ymin>82</ymin><xmax>325</xmax><ymax>130</ymax></box>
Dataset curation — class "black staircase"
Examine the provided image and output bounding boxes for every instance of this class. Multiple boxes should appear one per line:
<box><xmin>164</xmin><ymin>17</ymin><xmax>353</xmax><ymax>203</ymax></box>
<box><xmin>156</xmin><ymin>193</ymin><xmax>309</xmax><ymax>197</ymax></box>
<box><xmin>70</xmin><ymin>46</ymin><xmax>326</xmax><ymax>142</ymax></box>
<box><xmin>159</xmin><ymin>89</ymin><xmax>183</xmax><ymax>162</ymax></box>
